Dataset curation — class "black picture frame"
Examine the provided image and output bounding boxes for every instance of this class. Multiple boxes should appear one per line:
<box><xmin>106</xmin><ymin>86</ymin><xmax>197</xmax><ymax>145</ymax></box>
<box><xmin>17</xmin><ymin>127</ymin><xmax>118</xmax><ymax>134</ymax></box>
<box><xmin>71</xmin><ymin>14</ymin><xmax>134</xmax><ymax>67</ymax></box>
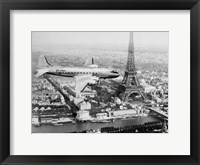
<box><xmin>0</xmin><ymin>0</ymin><xmax>199</xmax><ymax>164</ymax></box>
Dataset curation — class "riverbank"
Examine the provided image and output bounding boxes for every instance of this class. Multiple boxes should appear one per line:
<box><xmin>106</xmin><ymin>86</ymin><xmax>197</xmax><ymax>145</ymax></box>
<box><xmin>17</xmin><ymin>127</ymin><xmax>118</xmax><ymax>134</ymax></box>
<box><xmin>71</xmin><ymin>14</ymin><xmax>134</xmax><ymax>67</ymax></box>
<box><xmin>72</xmin><ymin>121</ymin><xmax>165</xmax><ymax>133</ymax></box>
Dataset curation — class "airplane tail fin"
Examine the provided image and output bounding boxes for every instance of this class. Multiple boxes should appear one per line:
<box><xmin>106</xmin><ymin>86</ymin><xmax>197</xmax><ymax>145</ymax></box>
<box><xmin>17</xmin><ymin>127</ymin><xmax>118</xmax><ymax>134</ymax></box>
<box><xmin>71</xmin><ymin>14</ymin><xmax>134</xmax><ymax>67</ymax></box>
<box><xmin>38</xmin><ymin>55</ymin><xmax>52</xmax><ymax>68</ymax></box>
<box><xmin>35</xmin><ymin>55</ymin><xmax>52</xmax><ymax>78</ymax></box>
<box><xmin>84</xmin><ymin>57</ymin><xmax>98</xmax><ymax>68</ymax></box>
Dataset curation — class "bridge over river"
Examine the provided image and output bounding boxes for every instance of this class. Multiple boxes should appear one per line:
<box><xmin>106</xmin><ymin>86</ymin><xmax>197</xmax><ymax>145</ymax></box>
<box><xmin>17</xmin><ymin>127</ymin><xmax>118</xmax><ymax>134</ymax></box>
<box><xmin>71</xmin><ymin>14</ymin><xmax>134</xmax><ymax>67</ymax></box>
<box><xmin>145</xmin><ymin>106</ymin><xmax>168</xmax><ymax>119</ymax></box>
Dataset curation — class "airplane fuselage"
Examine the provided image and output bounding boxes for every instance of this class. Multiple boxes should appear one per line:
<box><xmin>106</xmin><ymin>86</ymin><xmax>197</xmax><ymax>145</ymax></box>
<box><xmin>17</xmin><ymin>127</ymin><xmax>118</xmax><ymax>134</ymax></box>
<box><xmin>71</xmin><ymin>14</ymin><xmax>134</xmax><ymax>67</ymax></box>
<box><xmin>45</xmin><ymin>66</ymin><xmax>119</xmax><ymax>79</ymax></box>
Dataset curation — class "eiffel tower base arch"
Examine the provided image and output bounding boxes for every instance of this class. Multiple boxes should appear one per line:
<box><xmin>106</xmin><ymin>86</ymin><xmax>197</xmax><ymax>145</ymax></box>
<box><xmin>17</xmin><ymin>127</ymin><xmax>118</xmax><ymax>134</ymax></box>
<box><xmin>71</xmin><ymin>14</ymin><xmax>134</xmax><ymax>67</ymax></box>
<box><xmin>117</xmin><ymin>85</ymin><xmax>145</xmax><ymax>102</ymax></box>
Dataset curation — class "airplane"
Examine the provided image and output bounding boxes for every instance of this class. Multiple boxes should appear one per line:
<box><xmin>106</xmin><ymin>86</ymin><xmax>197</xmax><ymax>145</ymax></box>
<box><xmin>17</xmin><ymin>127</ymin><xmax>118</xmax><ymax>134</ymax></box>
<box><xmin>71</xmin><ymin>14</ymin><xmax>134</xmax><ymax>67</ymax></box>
<box><xmin>35</xmin><ymin>55</ymin><xmax>119</xmax><ymax>92</ymax></box>
<box><xmin>36</xmin><ymin>55</ymin><xmax>119</xmax><ymax>79</ymax></box>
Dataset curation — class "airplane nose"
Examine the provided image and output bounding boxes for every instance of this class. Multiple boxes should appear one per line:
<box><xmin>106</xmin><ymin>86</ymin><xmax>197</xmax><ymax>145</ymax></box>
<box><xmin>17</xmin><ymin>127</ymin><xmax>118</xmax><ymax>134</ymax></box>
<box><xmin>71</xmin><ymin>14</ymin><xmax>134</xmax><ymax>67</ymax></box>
<box><xmin>113</xmin><ymin>73</ymin><xmax>119</xmax><ymax>78</ymax></box>
<box><xmin>110</xmin><ymin>70</ymin><xmax>119</xmax><ymax>78</ymax></box>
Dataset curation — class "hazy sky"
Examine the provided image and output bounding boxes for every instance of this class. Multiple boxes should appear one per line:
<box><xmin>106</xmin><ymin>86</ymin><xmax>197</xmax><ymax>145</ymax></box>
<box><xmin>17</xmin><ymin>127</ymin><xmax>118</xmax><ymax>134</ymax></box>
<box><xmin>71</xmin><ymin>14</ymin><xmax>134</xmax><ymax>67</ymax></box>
<box><xmin>32</xmin><ymin>32</ymin><xmax>168</xmax><ymax>49</ymax></box>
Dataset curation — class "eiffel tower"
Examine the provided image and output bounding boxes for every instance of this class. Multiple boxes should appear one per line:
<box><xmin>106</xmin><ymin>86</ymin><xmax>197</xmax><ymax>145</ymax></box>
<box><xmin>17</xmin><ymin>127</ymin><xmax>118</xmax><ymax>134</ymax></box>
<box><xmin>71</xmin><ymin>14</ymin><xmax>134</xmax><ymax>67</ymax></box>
<box><xmin>118</xmin><ymin>32</ymin><xmax>144</xmax><ymax>102</ymax></box>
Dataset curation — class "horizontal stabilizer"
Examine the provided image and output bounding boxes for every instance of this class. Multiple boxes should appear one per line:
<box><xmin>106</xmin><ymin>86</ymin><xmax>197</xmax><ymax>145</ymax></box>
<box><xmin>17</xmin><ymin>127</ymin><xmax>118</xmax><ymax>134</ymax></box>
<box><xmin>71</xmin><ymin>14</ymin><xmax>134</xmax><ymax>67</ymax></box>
<box><xmin>35</xmin><ymin>68</ymin><xmax>49</xmax><ymax>78</ymax></box>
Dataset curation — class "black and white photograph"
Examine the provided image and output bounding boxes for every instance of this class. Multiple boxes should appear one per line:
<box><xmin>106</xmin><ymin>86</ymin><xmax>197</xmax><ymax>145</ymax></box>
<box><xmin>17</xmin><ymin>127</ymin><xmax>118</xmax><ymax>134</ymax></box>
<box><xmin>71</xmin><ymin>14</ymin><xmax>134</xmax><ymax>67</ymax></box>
<box><xmin>32</xmin><ymin>31</ymin><xmax>168</xmax><ymax>133</ymax></box>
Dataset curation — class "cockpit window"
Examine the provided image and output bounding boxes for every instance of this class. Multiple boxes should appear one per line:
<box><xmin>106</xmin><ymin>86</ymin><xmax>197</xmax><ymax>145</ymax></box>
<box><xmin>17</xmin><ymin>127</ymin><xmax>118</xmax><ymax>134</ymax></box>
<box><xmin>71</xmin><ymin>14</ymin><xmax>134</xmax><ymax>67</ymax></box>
<box><xmin>111</xmin><ymin>70</ymin><xmax>118</xmax><ymax>74</ymax></box>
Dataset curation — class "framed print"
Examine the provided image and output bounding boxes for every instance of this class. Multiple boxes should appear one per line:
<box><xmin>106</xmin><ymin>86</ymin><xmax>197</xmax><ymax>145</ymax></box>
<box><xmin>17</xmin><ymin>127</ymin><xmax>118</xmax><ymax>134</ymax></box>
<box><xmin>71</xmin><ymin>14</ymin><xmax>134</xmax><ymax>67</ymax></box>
<box><xmin>31</xmin><ymin>31</ymin><xmax>169</xmax><ymax>134</ymax></box>
<box><xmin>0</xmin><ymin>0</ymin><xmax>199</xmax><ymax>165</ymax></box>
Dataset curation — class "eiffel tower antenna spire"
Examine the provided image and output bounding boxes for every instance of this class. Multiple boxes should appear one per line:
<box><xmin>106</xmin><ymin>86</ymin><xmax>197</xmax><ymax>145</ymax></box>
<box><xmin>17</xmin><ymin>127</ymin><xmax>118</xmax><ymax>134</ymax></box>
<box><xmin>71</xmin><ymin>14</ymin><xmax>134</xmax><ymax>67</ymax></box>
<box><xmin>126</xmin><ymin>31</ymin><xmax>136</xmax><ymax>72</ymax></box>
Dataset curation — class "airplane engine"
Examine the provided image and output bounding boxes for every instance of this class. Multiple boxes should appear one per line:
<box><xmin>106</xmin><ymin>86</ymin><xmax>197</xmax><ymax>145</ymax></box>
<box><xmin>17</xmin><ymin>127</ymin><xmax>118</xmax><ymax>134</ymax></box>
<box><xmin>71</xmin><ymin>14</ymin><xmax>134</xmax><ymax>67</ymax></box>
<box><xmin>88</xmin><ymin>80</ymin><xmax>96</xmax><ymax>85</ymax></box>
<box><xmin>87</xmin><ymin>77</ymin><xmax>99</xmax><ymax>85</ymax></box>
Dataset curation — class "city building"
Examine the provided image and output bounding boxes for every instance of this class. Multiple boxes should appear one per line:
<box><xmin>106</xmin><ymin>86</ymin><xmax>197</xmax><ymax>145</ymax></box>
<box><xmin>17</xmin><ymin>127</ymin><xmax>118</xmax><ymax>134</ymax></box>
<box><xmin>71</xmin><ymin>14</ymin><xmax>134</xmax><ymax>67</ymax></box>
<box><xmin>76</xmin><ymin>110</ymin><xmax>92</xmax><ymax>121</ymax></box>
<box><xmin>78</xmin><ymin>100</ymin><xmax>91</xmax><ymax>110</ymax></box>
<box><xmin>113</xmin><ymin>109</ymin><xmax>137</xmax><ymax>117</ymax></box>
<box><xmin>96</xmin><ymin>113</ymin><xmax>108</xmax><ymax>119</ymax></box>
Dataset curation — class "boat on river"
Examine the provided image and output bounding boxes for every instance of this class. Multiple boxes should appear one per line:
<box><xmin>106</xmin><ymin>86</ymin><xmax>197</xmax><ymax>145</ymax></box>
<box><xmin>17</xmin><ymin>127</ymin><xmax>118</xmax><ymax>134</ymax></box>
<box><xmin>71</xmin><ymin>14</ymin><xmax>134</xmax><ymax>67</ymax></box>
<box><xmin>53</xmin><ymin>123</ymin><xmax>63</xmax><ymax>126</ymax></box>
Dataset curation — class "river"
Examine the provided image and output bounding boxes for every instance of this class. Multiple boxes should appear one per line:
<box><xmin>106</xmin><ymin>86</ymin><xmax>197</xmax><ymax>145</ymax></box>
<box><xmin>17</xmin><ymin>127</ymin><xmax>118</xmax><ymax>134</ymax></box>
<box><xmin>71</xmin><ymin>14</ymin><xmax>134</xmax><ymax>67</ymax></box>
<box><xmin>32</xmin><ymin>116</ymin><xmax>160</xmax><ymax>133</ymax></box>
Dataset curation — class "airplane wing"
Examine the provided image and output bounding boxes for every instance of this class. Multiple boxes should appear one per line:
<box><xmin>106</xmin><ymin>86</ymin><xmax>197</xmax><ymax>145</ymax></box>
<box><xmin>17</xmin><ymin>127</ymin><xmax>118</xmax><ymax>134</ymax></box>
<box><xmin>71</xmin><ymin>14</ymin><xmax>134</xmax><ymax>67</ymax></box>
<box><xmin>74</xmin><ymin>75</ymin><xmax>99</xmax><ymax>92</ymax></box>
